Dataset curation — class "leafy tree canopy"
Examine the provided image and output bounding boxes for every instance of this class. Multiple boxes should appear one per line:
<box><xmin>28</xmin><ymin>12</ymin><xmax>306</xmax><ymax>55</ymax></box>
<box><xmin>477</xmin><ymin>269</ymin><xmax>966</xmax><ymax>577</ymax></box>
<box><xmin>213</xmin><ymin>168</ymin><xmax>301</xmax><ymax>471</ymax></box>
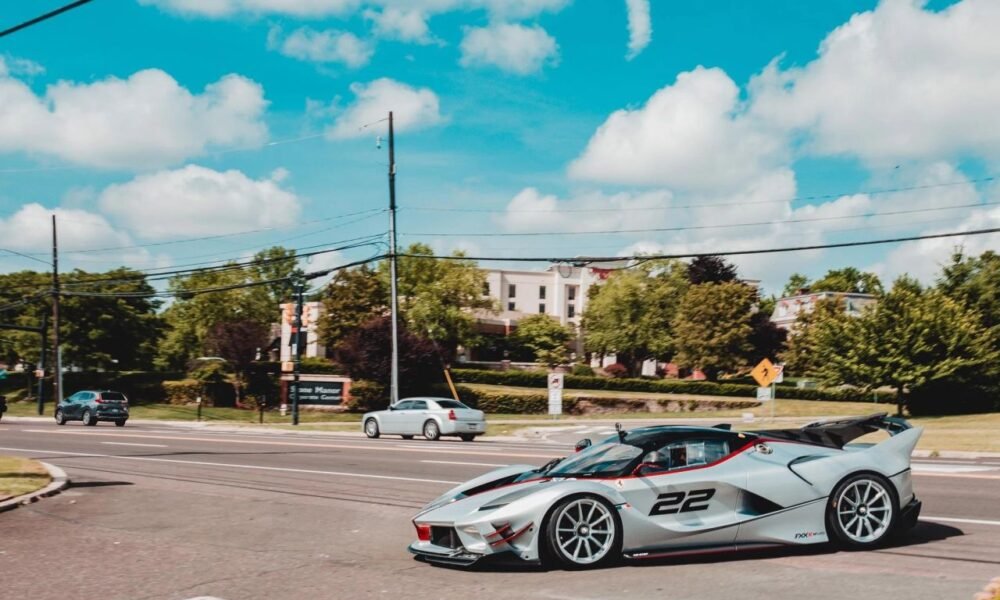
<box><xmin>672</xmin><ymin>281</ymin><xmax>755</xmax><ymax>380</ymax></box>
<box><xmin>512</xmin><ymin>313</ymin><xmax>574</xmax><ymax>368</ymax></box>
<box><xmin>687</xmin><ymin>255</ymin><xmax>738</xmax><ymax>285</ymax></box>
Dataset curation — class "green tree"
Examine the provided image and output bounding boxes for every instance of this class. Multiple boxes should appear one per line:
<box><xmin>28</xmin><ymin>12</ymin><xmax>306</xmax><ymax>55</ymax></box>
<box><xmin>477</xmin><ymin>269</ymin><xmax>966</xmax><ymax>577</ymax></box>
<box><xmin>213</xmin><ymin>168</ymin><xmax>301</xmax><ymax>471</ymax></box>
<box><xmin>318</xmin><ymin>264</ymin><xmax>386</xmax><ymax>352</ymax></box>
<box><xmin>779</xmin><ymin>297</ymin><xmax>850</xmax><ymax>377</ymax></box>
<box><xmin>512</xmin><ymin>314</ymin><xmax>573</xmax><ymax>368</ymax></box>
<box><xmin>812</xmin><ymin>267</ymin><xmax>883</xmax><ymax>295</ymax></box>
<box><xmin>672</xmin><ymin>281</ymin><xmax>755</xmax><ymax>380</ymax></box>
<box><xmin>782</xmin><ymin>273</ymin><xmax>810</xmax><ymax>296</ymax></box>
<box><xmin>250</xmin><ymin>246</ymin><xmax>305</xmax><ymax>305</ymax></box>
<box><xmin>582</xmin><ymin>260</ymin><xmax>689</xmax><ymax>375</ymax></box>
<box><xmin>381</xmin><ymin>243</ymin><xmax>493</xmax><ymax>359</ymax></box>
<box><xmin>687</xmin><ymin>255</ymin><xmax>738</xmax><ymax>285</ymax></box>
<box><xmin>811</xmin><ymin>277</ymin><xmax>999</xmax><ymax>415</ymax></box>
<box><xmin>938</xmin><ymin>249</ymin><xmax>1000</xmax><ymax>331</ymax></box>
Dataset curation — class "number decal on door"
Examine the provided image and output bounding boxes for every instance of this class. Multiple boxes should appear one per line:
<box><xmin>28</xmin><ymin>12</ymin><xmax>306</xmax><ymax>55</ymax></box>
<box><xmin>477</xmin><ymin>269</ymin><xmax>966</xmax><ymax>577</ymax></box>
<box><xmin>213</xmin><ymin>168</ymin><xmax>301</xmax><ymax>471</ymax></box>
<box><xmin>649</xmin><ymin>488</ymin><xmax>716</xmax><ymax>516</ymax></box>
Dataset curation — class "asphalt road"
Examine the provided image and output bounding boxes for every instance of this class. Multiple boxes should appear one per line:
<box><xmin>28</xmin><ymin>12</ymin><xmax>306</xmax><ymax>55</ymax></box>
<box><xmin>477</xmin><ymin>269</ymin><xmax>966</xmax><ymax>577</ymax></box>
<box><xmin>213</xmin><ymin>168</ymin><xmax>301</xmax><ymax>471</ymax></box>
<box><xmin>1</xmin><ymin>419</ymin><xmax>998</xmax><ymax>600</ymax></box>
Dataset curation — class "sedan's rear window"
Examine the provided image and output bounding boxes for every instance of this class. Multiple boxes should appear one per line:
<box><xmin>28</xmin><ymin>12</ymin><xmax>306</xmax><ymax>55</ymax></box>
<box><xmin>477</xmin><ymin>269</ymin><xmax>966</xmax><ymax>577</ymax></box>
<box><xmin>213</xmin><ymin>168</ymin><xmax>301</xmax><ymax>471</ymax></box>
<box><xmin>434</xmin><ymin>400</ymin><xmax>468</xmax><ymax>409</ymax></box>
<box><xmin>100</xmin><ymin>392</ymin><xmax>126</xmax><ymax>401</ymax></box>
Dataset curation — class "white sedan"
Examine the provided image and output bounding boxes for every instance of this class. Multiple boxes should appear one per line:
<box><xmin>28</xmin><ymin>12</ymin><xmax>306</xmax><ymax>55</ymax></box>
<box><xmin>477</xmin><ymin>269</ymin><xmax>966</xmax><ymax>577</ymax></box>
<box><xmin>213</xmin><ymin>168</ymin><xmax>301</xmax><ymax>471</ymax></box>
<box><xmin>362</xmin><ymin>397</ymin><xmax>486</xmax><ymax>442</ymax></box>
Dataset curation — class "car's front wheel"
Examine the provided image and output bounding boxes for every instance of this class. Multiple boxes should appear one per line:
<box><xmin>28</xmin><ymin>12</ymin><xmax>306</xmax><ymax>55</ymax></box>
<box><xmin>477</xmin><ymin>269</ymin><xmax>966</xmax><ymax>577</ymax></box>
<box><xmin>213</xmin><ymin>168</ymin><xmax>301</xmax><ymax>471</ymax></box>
<box><xmin>827</xmin><ymin>472</ymin><xmax>898</xmax><ymax>549</ymax></box>
<box><xmin>545</xmin><ymin>495</ymin><xmax>621</xmax><ymax>569</ymax></box>
<box><xmin>55</xmin><ymin>409</ymin><xmax>67</xmax><ymax>425</ymax></box>
<box><xmin>82</xmin><ymin>409</ymin><xmax>97</xmax><ymax>426</ymax></box>
<box><xmin>422</xmin><ymin>420</ymin><xmax>440</xmax><ymax>441</ymax></box>
<box><xmin>364</xmin><ymin>418</ymin><xmax>380</xmax><ymax>439</ymax></box>
<box><xmin>459</xmin><ymin>434</ymin><xmax>476</xmax><ymax>442</ymax></box>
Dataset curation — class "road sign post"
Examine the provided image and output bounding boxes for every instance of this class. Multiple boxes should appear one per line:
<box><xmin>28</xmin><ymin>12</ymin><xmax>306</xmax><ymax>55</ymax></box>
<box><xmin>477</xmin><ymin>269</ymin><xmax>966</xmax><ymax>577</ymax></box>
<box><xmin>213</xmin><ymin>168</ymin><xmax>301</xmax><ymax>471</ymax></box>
<box><xmin>547</xmin><ymin>372</ymin><xmax>564</xmax><ymax>417</ymax></box>
<box><xmin>751</xmin><ymin>359</ymin><xmax>781</xmax><ymax>422</ymax></box>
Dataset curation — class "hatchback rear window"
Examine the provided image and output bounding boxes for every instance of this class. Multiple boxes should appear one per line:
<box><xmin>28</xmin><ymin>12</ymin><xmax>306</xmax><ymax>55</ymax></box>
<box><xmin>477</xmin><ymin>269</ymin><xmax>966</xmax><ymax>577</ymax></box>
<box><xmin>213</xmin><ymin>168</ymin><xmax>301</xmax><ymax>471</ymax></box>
<box><xmin>434</xmin><ymin>400</ymin><xmax>468</xmax><ymax>409</ymax></box>
<box><xmin>100</xmin><ymin>392</ymin><xmax>126</xmax><ymax>401</ymax></box>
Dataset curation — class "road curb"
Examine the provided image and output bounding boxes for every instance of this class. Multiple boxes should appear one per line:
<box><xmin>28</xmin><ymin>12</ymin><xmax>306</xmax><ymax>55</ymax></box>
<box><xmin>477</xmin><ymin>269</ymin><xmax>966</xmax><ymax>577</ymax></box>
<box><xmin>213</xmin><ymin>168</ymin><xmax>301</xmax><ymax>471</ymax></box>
<box><xmin>0</xmin><ymin>462</ymin><xmax>69</xmax><ymax>514</ymax></box>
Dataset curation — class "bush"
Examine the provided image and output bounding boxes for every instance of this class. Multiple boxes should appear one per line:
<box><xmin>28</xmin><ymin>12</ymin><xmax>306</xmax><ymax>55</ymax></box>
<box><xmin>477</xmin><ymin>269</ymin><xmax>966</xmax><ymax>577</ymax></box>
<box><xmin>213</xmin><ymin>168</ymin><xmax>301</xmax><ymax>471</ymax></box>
<box><xmin>345</xmin><ymin>380</ymin><xmax>388</xmax><ymax>413</ymax></box>
<box><xmin>571</xmin><ymin>364</ymin><xmax>595</xmax><ymax>377</ymax></box>
<box><xmin>162</xmin><ymin>380</ymin><xmax>204</xmax><ymax>405</ymax></box>
<box><xmin>450</xmin><ymin>368</ymin><xmax>895</xmax><ymax>403</ymax></box>
<box><xmin>604</xmin><ymin>363</ymin><xmax>629</xmax><ymax>378</ymax></box>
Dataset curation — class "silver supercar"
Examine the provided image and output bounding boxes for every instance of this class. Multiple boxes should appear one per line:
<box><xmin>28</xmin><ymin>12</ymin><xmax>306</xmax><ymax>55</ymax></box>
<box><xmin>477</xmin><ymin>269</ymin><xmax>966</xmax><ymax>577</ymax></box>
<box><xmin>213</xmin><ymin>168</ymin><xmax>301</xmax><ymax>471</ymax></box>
<box><xmin>409</xmin><ymin>414</ymin><xmax>922</xmax><ymax>568</ymax></box>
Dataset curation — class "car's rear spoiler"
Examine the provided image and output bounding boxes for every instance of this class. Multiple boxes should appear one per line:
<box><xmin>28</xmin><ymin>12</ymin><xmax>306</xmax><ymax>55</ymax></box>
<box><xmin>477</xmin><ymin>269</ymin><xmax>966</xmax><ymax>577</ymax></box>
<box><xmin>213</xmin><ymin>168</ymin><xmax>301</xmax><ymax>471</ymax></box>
<box><xmin>753</xmin><ymin>413</ymin><xmax>911</xmax><ymax>449</ymax></box>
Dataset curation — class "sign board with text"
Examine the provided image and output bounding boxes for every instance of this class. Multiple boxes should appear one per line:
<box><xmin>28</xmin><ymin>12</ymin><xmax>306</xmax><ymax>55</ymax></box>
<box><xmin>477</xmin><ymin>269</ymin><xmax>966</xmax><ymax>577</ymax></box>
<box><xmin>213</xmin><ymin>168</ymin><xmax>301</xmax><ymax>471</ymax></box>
<box><xmin>548</xmin><ymin>372</ymin><xmax>564</xmax><ymax>415</ymax></box>
<box><xmin>756</xmin><ymin>386</ymin><xmax>773</xmax><ymax>402</ymax></box>
<box><xmin>280</xmin><ymin>374</ymin><xmax>351</xmax><ymax>407</ymax></box>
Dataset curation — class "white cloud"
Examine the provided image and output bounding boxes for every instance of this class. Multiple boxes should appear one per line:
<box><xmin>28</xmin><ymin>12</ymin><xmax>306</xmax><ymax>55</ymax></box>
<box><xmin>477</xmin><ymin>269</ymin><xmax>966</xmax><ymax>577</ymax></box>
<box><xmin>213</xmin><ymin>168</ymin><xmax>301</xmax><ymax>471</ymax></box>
<box><xmin>569</xmin><ymin>66</ymin><xmax>787</xmax><ymax>191</ymax></box>
<box><xmin>459</xmin><ymin>23</ymin><xmax>559</xmax><ymax>75</ymax></box>
<box><xmin>0</xmin><ymin>68</ymin><xmax>267</xmax><ymax>170</ymax></box>
<box><xmin>364</xmin><ymin>7</ymin><xmax>433</xmax><ymax>43</ymax></box>
<box><xmin>496</xmin><ymin>187</ymin><xmax>675</xmax><ymax>233</ymax></box>
<box><xmin>0</xmin><ymin>203</ymin><xmax>130</xmax><ymax>254</ymax></box>
<box><xmin>327</xmin><ymin>78</ymin><xmax>443</xmax><ymax>139</ymax></box>
<box><xmin>268</xmin><ymin>26</ymin><xmax>374</xmax><ymax>67</ymax></box>
<box><xmin>749</xmin><ymin>0</ymin><xmax>1000</xmax><ymax>166</ymax></box>
<box><xmin>0</xmin><ymin>55</ymin><xmax>44</xmax><ymax>77</ymax></box>
<box><xmin>624</xmin><ymin>0</ymin><xmax>651</xmax><ymax>60</ymax></box>
<box><xmin>99</xmin><ymin>165</ymin><xmax>301</xmax><ymax>240</ymax></box>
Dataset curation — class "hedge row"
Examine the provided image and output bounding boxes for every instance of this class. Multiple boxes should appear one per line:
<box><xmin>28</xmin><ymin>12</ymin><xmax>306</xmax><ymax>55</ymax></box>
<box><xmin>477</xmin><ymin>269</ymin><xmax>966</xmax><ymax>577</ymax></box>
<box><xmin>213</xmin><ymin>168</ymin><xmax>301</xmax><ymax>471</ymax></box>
<box><xmin>450</xmin><ymin>368</ymin><xmax>896</xmax><ymax>404</ymax></box>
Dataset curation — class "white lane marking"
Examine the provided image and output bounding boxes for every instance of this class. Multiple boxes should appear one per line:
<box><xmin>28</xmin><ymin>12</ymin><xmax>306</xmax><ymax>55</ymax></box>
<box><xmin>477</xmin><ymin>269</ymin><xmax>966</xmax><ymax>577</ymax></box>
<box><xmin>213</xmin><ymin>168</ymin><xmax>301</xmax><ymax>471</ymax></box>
<box><xmin>100</xmin><ymin>442</ymin><xmax>168</xmax><ymax>448</ymax></box>
<box><xmin>911</xmin><ymin>463</ymin><xmax>996</xmax><ymax>473</ymax></box>
<box><xmin>912</xmin><ymin>472</ymin><xmax>1000</xmax><ymax>480</ymax></box>
<box><xmin>922</xmin><ymin>516</ymin><xmax>1000</xmax><ymax>527</ymax></box>
<box><xmin>20</xmin><ymin>429</ymin><xmax>558</xmax><ymax>460</ymax></box>
<box><xmin>421</xmin><ymin>460</ymin><xmax>509</xmax><ymax>467</ymax></box>
<box><xmin>0</xmin><ymin>446</ymin><xmax>461</xmax><ymax>485</ymax></box>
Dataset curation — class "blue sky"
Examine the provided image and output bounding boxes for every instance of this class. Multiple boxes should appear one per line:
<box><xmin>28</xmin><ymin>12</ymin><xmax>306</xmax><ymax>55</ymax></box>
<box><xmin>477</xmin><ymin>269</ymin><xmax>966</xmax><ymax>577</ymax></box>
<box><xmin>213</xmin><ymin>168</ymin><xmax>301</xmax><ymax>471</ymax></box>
<box><xmin>1</xmin><ymin>0</ymin><xmax>997</xmax><ymax>294</ymax></box>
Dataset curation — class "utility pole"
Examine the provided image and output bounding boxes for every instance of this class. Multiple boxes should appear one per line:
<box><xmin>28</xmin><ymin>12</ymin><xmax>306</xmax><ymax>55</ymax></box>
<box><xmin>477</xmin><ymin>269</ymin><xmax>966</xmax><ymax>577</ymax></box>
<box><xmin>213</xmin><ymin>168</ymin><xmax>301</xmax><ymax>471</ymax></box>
<box><xmin>291</xmin><ymin>282</ymin><xmax>304</xmax><ymax>426</ymax></box>
<box><xmin>51</xmin><ymin>215</ymin><xmax>62</xmax><ymax>405</ymax></box>
<box><xmin>387</xmin><ymin>111</ymin><xmax>400</xmax><ymax>406</ymax></box>
<box><xmin>36</xmin><ymin>314</ymin><xmax>47</xmax><ymax>415</ymax></box>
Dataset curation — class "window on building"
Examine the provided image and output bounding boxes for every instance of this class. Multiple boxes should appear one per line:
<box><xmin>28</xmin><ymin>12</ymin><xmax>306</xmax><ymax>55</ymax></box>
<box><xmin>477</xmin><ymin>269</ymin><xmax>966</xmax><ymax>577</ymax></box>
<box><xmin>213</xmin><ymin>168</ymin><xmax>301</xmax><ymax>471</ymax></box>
<box><xmin>539</xmin><ymin>304</ymin><xmax>546</xmax><ymax>314</ymax></box>
<box><xmin>568</xmin><ymin>286</ymin><xmax>576</xmax><ymax>301</ymax></box>
<box><xmin>508</xmin><ymin>284</ymin><xmax>516</xmax><ymax>298</ymax></box>
<box><xmin>539</xmin><ymin>286</ymin><xmax>547</xmax><ymax>299</ymax></box>
<box><xmin>568</xmin><ymin>304</ymin><xmax>576</xmax><ymax>318</ymax></box>
<box><xmin>483</xmin><ymin>281</ymin><xmax>490</xmax><ymax>295</ymax></box>
<box><xmin>508</xmin><ymin>301</ymin><xmax>516</xmax><ymax>311</ymax></box>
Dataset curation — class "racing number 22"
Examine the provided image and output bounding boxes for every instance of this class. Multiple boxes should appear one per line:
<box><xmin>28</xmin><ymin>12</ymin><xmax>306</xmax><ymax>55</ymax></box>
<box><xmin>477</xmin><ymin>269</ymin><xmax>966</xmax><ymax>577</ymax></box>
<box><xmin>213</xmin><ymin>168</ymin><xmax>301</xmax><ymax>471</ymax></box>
<box><xmin>649</xmin><ymin>489</ymin><xmax>716</xmax><ymax>516</ymax></box>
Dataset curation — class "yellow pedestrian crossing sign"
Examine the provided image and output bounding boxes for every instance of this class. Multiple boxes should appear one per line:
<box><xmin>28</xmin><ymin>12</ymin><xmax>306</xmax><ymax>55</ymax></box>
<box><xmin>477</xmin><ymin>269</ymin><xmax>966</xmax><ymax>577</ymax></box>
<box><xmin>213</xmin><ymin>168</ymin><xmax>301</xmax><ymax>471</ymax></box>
<box><xmin>751</xmin><ymin>358</ymin><xmax>779</xmax><ymax>388</ymax></box>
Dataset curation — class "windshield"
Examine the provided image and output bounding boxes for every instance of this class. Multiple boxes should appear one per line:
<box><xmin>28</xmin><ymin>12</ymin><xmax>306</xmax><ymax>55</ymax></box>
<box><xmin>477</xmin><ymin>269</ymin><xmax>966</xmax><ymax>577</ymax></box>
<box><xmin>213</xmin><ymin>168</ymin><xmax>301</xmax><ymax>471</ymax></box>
<box><xmin>547</xmin><ymin>443</ymin><xmax>642</xmax><ymax>477</ymax></box>
<box><xmin>433</xmin><ymin>400</ymin><xmax>468</xmax><ymax>409</ymax></box>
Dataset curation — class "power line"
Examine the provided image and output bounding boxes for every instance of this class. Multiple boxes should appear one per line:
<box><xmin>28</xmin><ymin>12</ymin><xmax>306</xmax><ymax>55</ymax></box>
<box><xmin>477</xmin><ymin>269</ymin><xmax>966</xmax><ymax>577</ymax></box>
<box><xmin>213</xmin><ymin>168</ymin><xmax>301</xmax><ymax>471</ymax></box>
<box><xmin>397</xmin><ymin>226</ymin><xmax>1000</xmax><ymax>264</ymax></box>
<box><xmin>0</xmin><ymin>0</ymin><xmax>95</xmax><ymax>38</ymax></box>
<box><xmin>407</xmin><ymin>176</ymin><xmax>997</xmax><ymax>214</ymax></box>
<box><xmin>402</xmin><ymin>200</ymin><xmax>999</xmax><ymax>238</ymax></box>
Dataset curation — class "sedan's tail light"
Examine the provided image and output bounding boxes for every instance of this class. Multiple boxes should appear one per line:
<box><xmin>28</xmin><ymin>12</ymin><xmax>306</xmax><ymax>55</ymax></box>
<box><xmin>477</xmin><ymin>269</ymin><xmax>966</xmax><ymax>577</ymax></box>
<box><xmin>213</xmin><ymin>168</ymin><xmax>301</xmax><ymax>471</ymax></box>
<box><xmin>414</xmin><ymin>522</ymin><xmax>431</xmax><ymax>542</ymax></box>
<box><xmin>448</xmin><ymin>409</ymin><xmax>456</xmax><ymax>421</ymax></box>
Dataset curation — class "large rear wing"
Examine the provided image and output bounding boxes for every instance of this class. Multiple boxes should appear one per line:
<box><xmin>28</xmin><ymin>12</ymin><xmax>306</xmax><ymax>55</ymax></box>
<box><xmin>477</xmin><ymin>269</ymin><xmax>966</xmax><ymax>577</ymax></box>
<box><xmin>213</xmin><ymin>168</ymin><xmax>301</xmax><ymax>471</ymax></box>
<box><xmin>755</xmin><ymin>413</ymin><xmax>911</xmax><ymax>449</ymax></box>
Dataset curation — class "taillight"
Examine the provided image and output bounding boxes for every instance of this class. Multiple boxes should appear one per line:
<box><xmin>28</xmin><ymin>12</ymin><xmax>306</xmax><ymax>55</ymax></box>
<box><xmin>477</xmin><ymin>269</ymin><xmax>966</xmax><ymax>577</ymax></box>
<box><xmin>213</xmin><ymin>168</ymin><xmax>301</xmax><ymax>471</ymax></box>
<box><xmin>448</xmin><ymin>409</ymin><xmax>456</xmax><ymax>421</ymax></box>
<box><xmin>415</xmin><ymin>523</ymin><xmax>431</xmax><ymax>542</ymax></box>
<box><xmin>95</xmin><ymin>398</ymin><xmax>106</xmax><ymax>404</ymax></box>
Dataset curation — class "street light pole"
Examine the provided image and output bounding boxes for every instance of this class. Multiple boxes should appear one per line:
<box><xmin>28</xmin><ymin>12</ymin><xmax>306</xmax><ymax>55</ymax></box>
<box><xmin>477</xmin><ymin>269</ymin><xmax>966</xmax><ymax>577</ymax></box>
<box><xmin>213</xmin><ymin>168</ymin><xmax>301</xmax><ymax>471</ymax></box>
<box><xmin>51</xmin><ymin>215</ymin><xmax>62</xmax><ymax>406</ymax></box>
<box><xmin>387</xmin><ymin>111</ymin><xmax>400</xmax><ymax>406</ymax></box>
<box><xmin>291</xmin><ymin>282</ymin><xmax>304</xmax><ymax>426</ymax></box>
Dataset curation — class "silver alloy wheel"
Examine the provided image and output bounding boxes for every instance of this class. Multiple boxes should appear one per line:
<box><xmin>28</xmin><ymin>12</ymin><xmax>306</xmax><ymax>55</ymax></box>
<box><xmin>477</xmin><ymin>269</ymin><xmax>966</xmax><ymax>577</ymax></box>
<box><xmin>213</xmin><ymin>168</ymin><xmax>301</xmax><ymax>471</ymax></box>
<box><xmin>553</xmin><ymin>498</ymin><xmax>615</xmax><ymax>565</ymax></box>
<box><xmin>364</xmin><ymin>419</ymin><xmax>379</xmax><ymax>438</ymax></box>
<box><xmin>423</xmin><ymin>421</ymin><xmax>439</xmax><ymax>440</ymax></box>
<box><xmin>836</xmin><ymin>479</ymin><xmax>893</xmax><ymax>543</ymax></box>
<box><xmin>82</xmin><ymin>410</ymin><xmax>93</xmax><ymax>426</ymax></box>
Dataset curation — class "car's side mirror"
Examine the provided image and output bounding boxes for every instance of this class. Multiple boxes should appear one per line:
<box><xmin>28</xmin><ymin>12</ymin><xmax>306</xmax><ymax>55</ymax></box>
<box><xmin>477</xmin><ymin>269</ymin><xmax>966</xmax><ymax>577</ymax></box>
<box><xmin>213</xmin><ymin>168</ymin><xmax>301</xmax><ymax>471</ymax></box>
<box><xmin>388</xmin><ymin>404</ymin><xmax>397</xmax><ymax>411</ymax></box>
<box><xmin>574</xmin><ymin>438</ymin><xmax>592</xmax><ymax>452</ymax></box>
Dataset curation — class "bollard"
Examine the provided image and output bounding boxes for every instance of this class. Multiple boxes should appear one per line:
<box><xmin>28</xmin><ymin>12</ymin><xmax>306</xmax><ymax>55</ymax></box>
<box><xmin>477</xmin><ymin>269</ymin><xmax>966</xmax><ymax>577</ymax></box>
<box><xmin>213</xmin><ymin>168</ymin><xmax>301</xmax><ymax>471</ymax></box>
<box><xmin>196</xmin><ymin>396</ymin><xmax>202</xmax><ymax>422</ymax></box>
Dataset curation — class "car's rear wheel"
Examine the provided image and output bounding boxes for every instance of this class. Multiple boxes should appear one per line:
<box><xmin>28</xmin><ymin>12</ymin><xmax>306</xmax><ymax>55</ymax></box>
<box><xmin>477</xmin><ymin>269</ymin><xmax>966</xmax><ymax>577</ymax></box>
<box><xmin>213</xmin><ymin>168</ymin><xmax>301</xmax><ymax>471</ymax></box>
<box><xmin>115</xmin><ymin>419</ymin><xmax>127</xmax><ymax>427</ymax></box>
<box><xmin>423</xmin><ymin>420</ymin><xmax>440</xmax><ymax>441</ymax></box>
<box><xmin>82</xmin><ymin>409</ymin><xmax>97</xmax><ymax>426</ymax></box>
<box><xmin>401</xmin><ymin>435</ymin><xmax>414</xmax><ymax>440</ymax></box>
<box><xmin>827</xmin><ymin>472</ymin><xmax>897</xmax><ymax>549</ymax></box>
<box><xmin>55</xmin><ymin>409</ymin><xmax>67</xmax><ymax>426</ymax></box>
<box><xmin>364</xmin><ymin>418</ymin><xmax>380</xmax><ymax>439</ymax></box>
<box><xmin>459</xmin><ymin>434</ymin><xmax>476</xmax><ymax>442</ymax></box>
<box><xmin>545</xmin><ymin>495</ymin><xmax>621</xmax><ymax>569</ymax></box>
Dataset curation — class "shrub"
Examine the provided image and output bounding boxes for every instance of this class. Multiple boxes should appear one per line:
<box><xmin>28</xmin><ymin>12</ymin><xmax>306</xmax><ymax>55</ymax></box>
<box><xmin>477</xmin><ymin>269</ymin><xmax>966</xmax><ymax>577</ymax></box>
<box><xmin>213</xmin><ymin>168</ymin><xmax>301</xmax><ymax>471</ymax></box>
<box><xmin>571</xmin><ymin>364</ymin><xmax>595</xmax><ymax>377</ymax></box>
<box><xmin>604</xmin><ymin>363</ymin><xmax>629</xmax><ymax>378</ymax></box>
<box><xmin>345</xmin><ymin>380</ymin><xmax>388</xmax><ymax>413</ymax></box>
<box><xmin>162</xmin><ymin>380</ymin><xmax>204</xmax><ymax>405</ymax></box>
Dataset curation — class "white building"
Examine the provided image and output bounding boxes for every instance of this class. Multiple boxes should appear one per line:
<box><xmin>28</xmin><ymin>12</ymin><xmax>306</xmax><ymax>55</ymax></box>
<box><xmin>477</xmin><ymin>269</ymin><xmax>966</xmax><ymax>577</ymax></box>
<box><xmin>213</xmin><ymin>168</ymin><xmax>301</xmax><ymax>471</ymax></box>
<box><xmin>771</xmin><ymin>291</ymin><xmax>877</xmax><ymax>330</ymax></box>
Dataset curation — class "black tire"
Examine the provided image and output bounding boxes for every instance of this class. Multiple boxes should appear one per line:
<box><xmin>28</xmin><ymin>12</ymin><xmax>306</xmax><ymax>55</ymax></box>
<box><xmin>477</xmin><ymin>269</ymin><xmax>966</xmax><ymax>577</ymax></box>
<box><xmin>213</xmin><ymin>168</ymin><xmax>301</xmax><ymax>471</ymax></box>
<box><xmin>459</xmin><ymin>434</ymin><xmax>476</xmax><ymax>442</ymax></box>
<box><xmin>82</xmin><ymin>409</ymin><xmax>97</xmax><ymax>426</ymax></box>
<box><xmin>401</xmin><ymin>435</ymin><xmax>414</xmax><ymax>440</ymax></box>
<box><xmin>115</xmin><ymin>419</ymin><xmax>127</xmax><ymax>427</ymax></box>
<box><xmin>364</xmin><ymin>418</ymin><xmax>380</xmax><ymax>439</ymax></box>
<box><xmin>55</xmin><ymin>409</ymin><xmax>67</xmax><ymax>426</ymax></box>
<box><xmin>423</xmin><ymin>420</ymin><xmax>440</xmax><ymax>441</ymax></box>
<box><xmin>545</xmin><ymin>495</ymin><xmax>622</xmax><ymax>569</ymax></box>
<box><xmin>826</xmin><ymin>472</ymin><xmax>898</xmax><ymax>549</ymax></box>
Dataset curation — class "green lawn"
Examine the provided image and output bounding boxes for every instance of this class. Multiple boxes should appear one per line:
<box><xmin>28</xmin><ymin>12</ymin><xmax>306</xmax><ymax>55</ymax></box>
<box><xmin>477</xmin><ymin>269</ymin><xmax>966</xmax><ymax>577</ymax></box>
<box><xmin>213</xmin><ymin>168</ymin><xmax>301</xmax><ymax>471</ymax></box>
<box><xmin>0</xmin><ymin>456</ymin><xmax>51</xmax><ymax>501</ymax></box>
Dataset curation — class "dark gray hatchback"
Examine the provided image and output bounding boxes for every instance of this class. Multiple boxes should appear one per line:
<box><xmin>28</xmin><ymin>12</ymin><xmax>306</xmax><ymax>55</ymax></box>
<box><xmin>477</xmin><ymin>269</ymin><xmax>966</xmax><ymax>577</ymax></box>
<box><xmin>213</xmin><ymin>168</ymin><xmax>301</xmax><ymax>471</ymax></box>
<box><xmin>55</xmin><ymin>390</ymin><xmax>129</xmax><ymax>427</ymax></box>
